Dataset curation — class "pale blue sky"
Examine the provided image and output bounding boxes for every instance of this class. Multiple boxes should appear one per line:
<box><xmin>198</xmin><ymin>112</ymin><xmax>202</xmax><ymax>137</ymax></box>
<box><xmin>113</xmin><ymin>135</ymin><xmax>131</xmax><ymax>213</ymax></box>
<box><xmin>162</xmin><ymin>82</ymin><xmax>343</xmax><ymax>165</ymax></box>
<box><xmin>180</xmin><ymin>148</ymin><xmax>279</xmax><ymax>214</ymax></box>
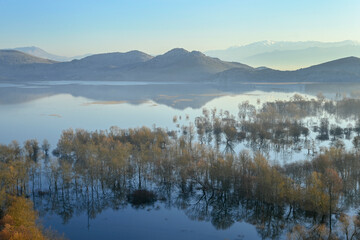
<box><xmin>1</xmin><ymin>0</ymin><xmax>359</xmax><ymax>56</ymax></box>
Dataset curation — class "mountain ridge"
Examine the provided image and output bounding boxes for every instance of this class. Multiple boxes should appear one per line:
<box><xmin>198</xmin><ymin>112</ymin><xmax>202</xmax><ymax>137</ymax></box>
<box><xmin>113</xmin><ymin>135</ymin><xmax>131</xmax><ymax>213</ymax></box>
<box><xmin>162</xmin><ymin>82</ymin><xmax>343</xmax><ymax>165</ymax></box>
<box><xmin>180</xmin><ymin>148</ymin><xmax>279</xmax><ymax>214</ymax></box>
<box><xmin>206</xmin><ymin>40</ymin><xmax>360</xmax><ymax>70</ymax></box>
<box><xmin>213</xmin><ymin>56</ymin><xmax>360</xmax><ymax>83</ymax></box>
<box><xmin>0</xmin><ymin>48</ymin><xmax>360</xmax><ymax>83</ymax></box>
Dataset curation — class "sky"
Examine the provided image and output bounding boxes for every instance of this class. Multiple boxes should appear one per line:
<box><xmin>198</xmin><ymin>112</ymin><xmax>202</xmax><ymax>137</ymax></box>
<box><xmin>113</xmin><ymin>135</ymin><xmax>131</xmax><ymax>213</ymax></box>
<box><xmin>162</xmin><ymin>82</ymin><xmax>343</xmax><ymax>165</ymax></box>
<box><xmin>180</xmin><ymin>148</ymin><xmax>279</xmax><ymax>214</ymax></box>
<box><xmin>1</xmin><ymin>0</ymin><xmax>360</xmax><ymax>56</ymax></box>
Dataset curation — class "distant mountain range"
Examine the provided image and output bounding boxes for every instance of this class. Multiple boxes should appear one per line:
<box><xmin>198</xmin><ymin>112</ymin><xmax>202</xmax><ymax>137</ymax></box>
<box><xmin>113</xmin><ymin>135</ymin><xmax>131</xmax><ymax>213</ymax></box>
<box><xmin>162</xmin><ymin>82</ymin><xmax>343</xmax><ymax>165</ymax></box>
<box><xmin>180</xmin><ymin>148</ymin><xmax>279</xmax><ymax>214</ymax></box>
<box><xmin>206</xmin><ymin>40</ymin><xmax>360</xmax><ymax>70</ymax></box>
<box><xmin>11</xmin><ymin>46</ymin><xmax>91</xmax><ymax>62</ymax></box>
<box><xmin>0</xmin><ymin>48</ymin><xmax>252</xmax><ymax>82</ymax></box>
<box><xmin>0</xmin><ymin>47</ymin><xmax>360</xmax><ymax>83</ymax></box>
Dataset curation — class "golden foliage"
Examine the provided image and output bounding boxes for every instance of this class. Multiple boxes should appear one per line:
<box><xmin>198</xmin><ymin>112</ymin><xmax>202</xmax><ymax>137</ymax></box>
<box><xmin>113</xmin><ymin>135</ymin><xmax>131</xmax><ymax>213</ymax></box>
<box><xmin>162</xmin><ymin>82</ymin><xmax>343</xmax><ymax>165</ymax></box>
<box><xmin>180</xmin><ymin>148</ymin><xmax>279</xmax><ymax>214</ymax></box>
<box><xmin>0</xmin><ymin>197</ymin><xmax>45</xmax><ymax>240</ymax></box>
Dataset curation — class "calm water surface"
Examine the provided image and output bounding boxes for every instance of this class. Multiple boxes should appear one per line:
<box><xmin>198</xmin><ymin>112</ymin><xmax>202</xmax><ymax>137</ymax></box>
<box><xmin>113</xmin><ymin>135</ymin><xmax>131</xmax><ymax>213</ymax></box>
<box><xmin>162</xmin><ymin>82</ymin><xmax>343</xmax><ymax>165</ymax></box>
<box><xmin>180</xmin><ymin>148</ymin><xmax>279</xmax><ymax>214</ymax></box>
<box><xmin>0</xmin><ymin>82</ymin><xmax>323</xmax><ymax>146</ymax></box>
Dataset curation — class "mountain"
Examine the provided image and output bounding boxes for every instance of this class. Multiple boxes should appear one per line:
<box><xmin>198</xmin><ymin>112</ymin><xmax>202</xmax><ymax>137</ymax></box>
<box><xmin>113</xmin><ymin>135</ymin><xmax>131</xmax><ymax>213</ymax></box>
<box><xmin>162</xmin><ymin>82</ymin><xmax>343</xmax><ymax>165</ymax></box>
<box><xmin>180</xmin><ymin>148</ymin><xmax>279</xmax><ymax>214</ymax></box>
<box><xmin>206</xmin><ymin>40</ymin><xmax>360</xmax><ymax>70</ymax></box>
<box><xmin>124</xmin><ymin>48</ymin><xmax>252</xmax><ymax>81</ymax></box>
<box><xmin>0</xmin><ymin>49</ymin><xmax>155</xmax><ymax>81</ymax></box>
<box><xmin>213</xmin><ymin>56</ymin><xmax>360</xmax><ymax>83</ymax></box>
<box><xmin>0</xmin><ymin>50</ymin><xmax>55</xmax><ymax>65</ymax></box>
<box><xmin>0</xmin><ymin>50</ymin><xmax>57</xmax><ymax>81</ymax></box>
<box><xmin>142</xmin><ymin>48</ymin><xmax>250</xmax><ymax>71</ymax></box>
<box><xmin>243</xmin><ymin>45</ymin><xmax>360</xmax><ymax>70</ymax></box>
<box><xmin>13</xmin><ymin>46</ymin><xmax>90</xmax><ymax>62</ymax></box>
<box><xmin>295</xmin><ymin>56</ymin><xmax>360</xmax><ymax>82</ymax></box>
<box><xmin>68</xmin><ymin>50</ymin><xmax>153</xmax><ymax>69</ymax></box>
<box><xmin>36</xmin><ymin>50</ymin><xmax>155</xmax><ymax>81</ymax></box>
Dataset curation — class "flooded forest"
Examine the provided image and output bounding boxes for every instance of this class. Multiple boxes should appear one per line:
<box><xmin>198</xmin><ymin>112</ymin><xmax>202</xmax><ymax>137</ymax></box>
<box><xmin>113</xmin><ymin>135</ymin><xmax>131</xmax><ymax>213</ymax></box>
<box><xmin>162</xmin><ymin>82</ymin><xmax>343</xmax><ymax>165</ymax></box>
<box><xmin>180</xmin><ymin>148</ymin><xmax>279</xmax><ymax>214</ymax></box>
<box><xmin>1</xmin><ymin>94</ymin><xmax>360</xmax><ymax>239</ymax></box>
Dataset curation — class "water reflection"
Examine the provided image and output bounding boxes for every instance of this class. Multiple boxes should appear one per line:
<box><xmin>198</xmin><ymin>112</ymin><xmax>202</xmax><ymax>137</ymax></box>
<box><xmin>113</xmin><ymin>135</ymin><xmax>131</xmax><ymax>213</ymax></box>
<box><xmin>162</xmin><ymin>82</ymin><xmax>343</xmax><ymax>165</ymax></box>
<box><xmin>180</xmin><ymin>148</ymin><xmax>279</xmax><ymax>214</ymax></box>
<box><xmin>33</xmin><ymin>170</ymin><xmax>300</xmax><ymax>240</ymax></box>
<box><xmin>2</xmin><ymin>81</ymin><xmax>357</xmax><ymax>146</ymax></box>
<box><xmin>2</xmin><ymin>82</ymin><xmax>360</xmax><ymax>108</ymax></box>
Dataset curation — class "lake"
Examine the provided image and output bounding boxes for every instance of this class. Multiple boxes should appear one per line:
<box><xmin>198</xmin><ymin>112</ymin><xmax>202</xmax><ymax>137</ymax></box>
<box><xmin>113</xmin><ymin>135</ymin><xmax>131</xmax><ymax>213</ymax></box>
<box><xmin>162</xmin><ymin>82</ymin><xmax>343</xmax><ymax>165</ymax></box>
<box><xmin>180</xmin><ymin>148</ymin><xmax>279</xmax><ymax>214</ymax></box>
<box><xmin>2</xmin><ymin>81</ymin><xmax>360</xmax><ymax>239</ymax></box>
<box><xmin>2</xmin><ymin>81</ymin><xmax>357</xmax><ymax>146</ymax></box>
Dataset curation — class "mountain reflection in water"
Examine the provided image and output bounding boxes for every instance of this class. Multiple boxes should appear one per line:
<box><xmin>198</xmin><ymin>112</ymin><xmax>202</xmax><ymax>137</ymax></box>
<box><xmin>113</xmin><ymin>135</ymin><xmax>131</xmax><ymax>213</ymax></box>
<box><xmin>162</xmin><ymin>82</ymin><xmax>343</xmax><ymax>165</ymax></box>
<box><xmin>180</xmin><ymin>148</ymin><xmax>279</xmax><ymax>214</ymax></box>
<box><xmin>1</xmin><ymin>81</ymin><xmax>359</xmax><ymax>146</ymax></box>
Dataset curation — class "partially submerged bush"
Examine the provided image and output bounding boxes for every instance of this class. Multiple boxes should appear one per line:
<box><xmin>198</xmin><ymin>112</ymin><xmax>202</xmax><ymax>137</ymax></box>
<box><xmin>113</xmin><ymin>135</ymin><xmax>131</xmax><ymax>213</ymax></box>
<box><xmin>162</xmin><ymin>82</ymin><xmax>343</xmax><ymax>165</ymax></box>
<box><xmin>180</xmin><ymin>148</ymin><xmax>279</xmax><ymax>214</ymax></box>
<box><xmin>128</xmin><ymin>189</ymin><xmax>156</xmax><ymax>206</ymax></box>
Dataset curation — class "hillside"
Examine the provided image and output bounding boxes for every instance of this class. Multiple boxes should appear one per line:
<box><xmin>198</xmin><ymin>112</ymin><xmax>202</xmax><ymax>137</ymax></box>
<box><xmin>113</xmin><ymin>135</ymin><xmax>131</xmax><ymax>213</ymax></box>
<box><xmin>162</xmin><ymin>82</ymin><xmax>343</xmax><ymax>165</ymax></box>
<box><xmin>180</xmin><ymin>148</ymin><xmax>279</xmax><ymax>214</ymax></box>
<box><xmin>124</xmin><ymin>48</ymin><xmax>252</xmax><ymax>81</ymax></box>
<box><xmin>295</xmin><ymin>56</ymin><xmax>360</xmax><ymax>82</ymax></box>
<box><xmin>0</xmin><ymin>50</ymin><xmax>55</xmax><ymax>65</ymax></box>
<box><xmin>213</xmin><ymin>56</ymin><xmax>360</xmax><ymax>83</ymax></box>
<box><xmin>68</xmin><ymin>50</ymin><xmax>153</xmax><ymax>69</ymax></box>
<box><xmin>13</xmin><ymin>46</ymin><xmax>90</xmax><ymax>61</ymax></box>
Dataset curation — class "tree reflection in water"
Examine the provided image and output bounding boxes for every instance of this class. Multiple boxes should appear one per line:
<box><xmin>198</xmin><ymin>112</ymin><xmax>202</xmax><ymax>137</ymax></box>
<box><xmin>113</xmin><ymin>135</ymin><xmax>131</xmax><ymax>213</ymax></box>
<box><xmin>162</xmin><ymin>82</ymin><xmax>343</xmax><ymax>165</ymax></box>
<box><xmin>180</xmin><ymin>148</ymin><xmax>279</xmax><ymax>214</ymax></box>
<box><xmin>2</xmin><ymin>95</ymin><xmax>360</xmax><ymax>239</ymax></box>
